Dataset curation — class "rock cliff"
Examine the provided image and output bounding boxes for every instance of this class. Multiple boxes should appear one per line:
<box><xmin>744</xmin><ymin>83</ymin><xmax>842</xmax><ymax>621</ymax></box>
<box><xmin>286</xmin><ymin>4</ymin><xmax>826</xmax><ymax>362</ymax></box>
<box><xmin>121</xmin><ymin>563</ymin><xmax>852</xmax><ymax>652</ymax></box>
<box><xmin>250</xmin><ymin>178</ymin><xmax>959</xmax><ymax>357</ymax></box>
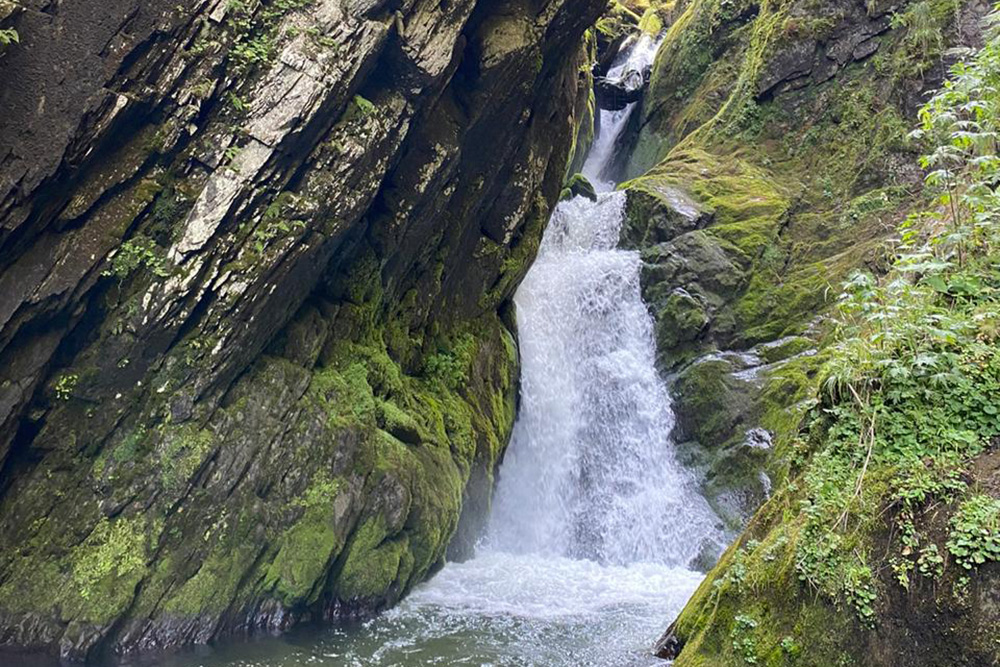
<box><xmin>621</xmin><ymin>0</ymin><xmax>988</xmax><ymax>527</ymax></box>
<box><xmin>0</xmin><ymin>0</ymin><xmax>603</xmax><ymax>660</ymax></box>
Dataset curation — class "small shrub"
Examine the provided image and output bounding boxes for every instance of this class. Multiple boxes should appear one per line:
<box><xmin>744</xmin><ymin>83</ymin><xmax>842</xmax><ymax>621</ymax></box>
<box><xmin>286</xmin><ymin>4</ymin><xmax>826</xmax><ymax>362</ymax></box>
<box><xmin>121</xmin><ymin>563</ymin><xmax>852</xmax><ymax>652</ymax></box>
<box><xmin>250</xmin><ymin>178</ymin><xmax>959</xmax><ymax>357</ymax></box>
<box><xmin>104</xmin><ymin>236</ymin><xmax>169</xmax><ymax>282</ymax></box>
<box><xmin>0</xmin><ymin>28</ymin><xmax>18</xmax><ymax>47</ymax></box>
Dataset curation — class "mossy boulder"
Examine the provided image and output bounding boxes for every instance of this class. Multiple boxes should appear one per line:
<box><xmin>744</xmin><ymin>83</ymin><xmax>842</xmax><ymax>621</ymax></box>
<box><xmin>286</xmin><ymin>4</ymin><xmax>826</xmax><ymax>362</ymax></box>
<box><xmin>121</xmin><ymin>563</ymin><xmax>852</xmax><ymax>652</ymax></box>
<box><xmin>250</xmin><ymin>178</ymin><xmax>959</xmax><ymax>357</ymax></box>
<box><xmin>656</xmin><ymin>288</ymin><xmax>709</xmax><ymax>349</ymax></box>
<box><xmin>562</xmin><ymin>172</ymin><xmax>599</xmax><ymax>202</ymax></box>
<box><xmin>670</xmin><ymin>344</ymin><xmax>822</xmax><ymax>529</ymax></box>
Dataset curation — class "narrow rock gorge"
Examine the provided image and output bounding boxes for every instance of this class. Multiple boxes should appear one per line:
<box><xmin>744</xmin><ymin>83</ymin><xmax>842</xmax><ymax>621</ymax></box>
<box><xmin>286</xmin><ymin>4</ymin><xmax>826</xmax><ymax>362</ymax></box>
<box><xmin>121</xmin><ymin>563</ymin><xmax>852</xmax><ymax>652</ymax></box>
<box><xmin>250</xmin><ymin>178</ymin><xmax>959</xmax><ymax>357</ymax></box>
<box><xmin>4</xmin><ymin>0</ymin><xmax>1000</xmax><ymax>665</ymax></box>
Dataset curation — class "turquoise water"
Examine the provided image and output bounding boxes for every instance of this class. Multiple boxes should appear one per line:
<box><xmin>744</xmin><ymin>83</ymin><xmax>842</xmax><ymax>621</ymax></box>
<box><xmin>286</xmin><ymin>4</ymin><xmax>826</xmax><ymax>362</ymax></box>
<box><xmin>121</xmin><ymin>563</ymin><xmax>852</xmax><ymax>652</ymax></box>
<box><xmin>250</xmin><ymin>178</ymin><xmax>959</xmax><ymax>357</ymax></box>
<box><xmin>148</xmin><ymin>553</ymin><xmax>702</xmax><ymax>667</ymax></box>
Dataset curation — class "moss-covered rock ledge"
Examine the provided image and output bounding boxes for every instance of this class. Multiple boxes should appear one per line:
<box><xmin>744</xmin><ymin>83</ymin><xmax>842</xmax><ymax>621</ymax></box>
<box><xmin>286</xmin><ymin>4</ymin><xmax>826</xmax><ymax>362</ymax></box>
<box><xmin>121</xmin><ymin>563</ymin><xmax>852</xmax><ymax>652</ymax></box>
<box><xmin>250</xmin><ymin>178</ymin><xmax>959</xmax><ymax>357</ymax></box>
<box><xmin>651</xmin><ymin>3</ymin><xmax>1000</xmax><ymax>665</ymax></box>
<box><xmin>619</xmin><ymin>0</ymin><xmax>989</xmax><ymax>527</ymax></box>
<box><xmin>0</xmin><ymin>0</ymin><xmax>606</xmax><ymax>661</ymax></box>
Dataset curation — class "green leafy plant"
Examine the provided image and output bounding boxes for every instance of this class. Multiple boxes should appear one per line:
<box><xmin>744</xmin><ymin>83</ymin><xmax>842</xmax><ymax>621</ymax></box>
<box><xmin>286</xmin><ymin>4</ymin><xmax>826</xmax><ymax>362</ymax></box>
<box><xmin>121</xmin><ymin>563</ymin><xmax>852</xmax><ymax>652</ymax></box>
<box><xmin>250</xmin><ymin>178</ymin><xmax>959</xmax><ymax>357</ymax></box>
<box><xmin>0</xmin><ymin>27</ymin><xmax>18</xmax><ymax>47</ymax></box>
<box><xmin>787</xmin><ymin>7</ymin><xmax>1000</xmax><ymax>625</ymax></box>
<box><xmin>352</xmin><ymin>94</ymin><xmax>376</xmax><ymax>117</ymax></box>
<box><xmin>104</xmin><ymin>236</ymin><xmax>169</xmax><ymax>282</ymax></box>
<box><xmin>226</xmin><ymin>0</ymin><xmax>314</xmax><ymax>74</ymax></box>
<box><xmin>947</xmin><ymin>494</ymin><xmax>1000</xmax><ymax>570</ymax></box>
<box><xmin>730</xmin><ymin>614</ymin><xmax>759</xmax><ymax>665</ymax></box>
<box><xmin>54</xmin><ymin>374</ymin><xmax>79</xmax><ymax>401</ymax></box>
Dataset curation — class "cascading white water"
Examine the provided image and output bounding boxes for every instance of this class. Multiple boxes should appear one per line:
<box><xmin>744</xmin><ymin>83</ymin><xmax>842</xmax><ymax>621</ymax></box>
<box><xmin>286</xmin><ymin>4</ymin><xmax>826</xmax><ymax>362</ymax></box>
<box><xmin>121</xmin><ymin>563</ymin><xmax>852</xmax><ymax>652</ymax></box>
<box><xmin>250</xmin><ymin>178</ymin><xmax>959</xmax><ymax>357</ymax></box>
<box><xmin>163</xmin><ymin>34</ymin><xmax>723</xmax><ymax>667</ymax></box>
<box><xmin>488</xmin><ymin>30</ymin><xmax>720</xmax><ymax>569</ymax></box>
<box><xmin>487</xmin><ymin>190</ymin><xmax>720</xmax><ymax>566</ymax></box>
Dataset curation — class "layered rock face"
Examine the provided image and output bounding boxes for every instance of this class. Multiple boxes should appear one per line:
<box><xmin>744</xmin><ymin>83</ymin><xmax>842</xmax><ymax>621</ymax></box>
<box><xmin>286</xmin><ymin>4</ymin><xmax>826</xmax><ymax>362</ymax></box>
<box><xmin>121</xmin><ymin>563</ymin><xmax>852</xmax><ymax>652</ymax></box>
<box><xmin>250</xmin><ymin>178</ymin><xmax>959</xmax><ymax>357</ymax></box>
<box><xmin>0</xmin><ymin>0</ymin><xmax>603</xmax><ymax>660</ymax></box>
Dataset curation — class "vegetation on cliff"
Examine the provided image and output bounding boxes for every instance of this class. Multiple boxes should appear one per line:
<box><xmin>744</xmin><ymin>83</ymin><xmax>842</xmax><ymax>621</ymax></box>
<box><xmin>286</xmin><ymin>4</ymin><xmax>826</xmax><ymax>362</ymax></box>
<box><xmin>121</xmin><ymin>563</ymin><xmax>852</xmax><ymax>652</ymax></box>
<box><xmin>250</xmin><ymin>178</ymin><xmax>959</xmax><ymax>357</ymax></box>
<box><xmin>620</xmin><ymin>0</ymin><xmax>983</xmax><ymax>527</ymax></box>
<box><xmin>661</xmin><ymin>8</ymin><xmax>1000</xmax><ymax>665</ymax></box>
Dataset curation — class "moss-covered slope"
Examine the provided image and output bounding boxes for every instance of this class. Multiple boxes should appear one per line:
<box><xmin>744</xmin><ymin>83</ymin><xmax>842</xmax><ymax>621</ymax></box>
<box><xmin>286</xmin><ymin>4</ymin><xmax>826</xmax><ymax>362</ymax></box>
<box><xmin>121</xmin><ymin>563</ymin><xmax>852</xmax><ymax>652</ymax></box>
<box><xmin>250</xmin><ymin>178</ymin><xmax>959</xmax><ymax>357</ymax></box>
<box><xmin>620</xmin><ymin>0</ymin><xmax>987</xmax><ymax>526</ymax></box>
<box><xmin>641</xmin><ymin>2</ymin><xmax>1000</xmax><ymax>665</ymax></box>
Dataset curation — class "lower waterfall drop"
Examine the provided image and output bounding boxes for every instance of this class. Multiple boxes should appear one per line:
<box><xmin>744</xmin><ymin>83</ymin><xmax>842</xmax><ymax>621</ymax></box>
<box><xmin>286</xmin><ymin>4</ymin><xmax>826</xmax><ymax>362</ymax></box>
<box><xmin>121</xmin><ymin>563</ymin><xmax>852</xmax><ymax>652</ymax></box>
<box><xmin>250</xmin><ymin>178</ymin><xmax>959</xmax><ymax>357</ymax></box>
<box><xmin>487</xmin><ymin>191</ymin><xmax>721</xmax><ymax>567</ymax></box>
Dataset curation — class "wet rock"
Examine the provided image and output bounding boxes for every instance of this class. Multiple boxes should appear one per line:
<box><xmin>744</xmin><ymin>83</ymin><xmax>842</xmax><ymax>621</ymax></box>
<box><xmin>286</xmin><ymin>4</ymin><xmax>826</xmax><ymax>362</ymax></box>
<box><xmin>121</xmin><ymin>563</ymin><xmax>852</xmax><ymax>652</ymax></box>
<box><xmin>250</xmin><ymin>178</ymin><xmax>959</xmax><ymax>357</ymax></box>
<box><xmin>622</xmin><ymin>182</ymin><xmax>713</xmax><ymax>248</ymax></box>
<box><xmin>563</xmin><ymin>173</ymin><xmax>598</xmax><ymax>202</ymax></box>
<box><xmin>756</xmin><ymin>38</ymin><xmax>817</xmax><ymax>97</ymax></box>
<box><xmin>628</xmin><ymin>0</ymin><xmax>995</xmax><ymax>661</ymax></box>
<box><xmin>0</xmin><ymin>0</ymin><xmax>605</xmax><ymax>658</ymax></box>
<box><xmin>654</xmin><ymin>288</ymin><xmax>709</xmax><ymax>350</ymax></box>
<box><xmin>594</xmin><ymin>72</ymin><xmax>647</xmax><ymax>110</ymax></box>
<box><xmin>653</xmin><ymin>621</ymin><xmax>683</xmax><ymax>659</ymax></box>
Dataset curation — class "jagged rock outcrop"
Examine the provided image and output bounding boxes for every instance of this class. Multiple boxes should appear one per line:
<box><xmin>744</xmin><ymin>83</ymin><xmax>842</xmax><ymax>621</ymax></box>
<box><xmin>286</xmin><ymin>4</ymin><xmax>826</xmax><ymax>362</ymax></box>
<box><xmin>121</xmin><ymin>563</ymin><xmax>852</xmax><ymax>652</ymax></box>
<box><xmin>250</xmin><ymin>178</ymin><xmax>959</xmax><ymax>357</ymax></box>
<box><xmin>594</xmin><ymin>70</ymin><xmax>648</xmax><ymax>110</ymax></box>
<box><xmin>0</xmin><ymin>0</ymin><xmax>604</xmax><ymax>661</ymax></box>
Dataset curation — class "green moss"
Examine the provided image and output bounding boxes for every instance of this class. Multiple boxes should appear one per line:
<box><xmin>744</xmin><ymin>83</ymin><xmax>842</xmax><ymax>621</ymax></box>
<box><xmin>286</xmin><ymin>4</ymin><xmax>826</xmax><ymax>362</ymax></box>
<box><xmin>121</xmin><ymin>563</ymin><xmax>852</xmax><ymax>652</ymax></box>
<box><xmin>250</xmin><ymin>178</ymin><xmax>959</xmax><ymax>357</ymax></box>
<box><xmin>595</xmin><ymin>2</ymin><xmax>642</xmax><ymax>39</ymax></box>
<box><xmin>68</xmin><ymin>517</ymin><xmax>150</xmax><ymax>621</ymax></box>
<box><xmin>563</xmin><ymin>173</ymin><xmax>598</xmax><ymax>202</ymax></box>
<box><xmin>163</xmin><ymin>532</ymin><xmax>260</xmax><ymax>615</ymax></box>
<box><xmin>336</xmin><ymin>513</ymin><xmax>409</xmax><ymax>600</ymax></box>
<box><xmin>289</xmin><ymin>252</ymin><xmax>519</xmax><ymax>608</ymax></box>
<box><xmin>638</xmin><ymin>7</ymin><xmax>665</xmax><ymax>35</ymax></box>
<box><xmin>0</xmin><ymin>513</ymin><xmax>154</xmax><ymax>627</ymax></box>
<box><xmin>657</xmin><ymin>289</ymin><xmax>709</xmax><ymax>349</ymax></box>
<box><xmin>159</xmin><ymin>426</ymin><xmax>215</xmax><ymax>491</ymax></box>
<box><xmin>264</xmin><ymin>472</ymin><xmax>346</xmax><ymax>605</ymax></box>
<box><xmin>481</xmin><ymin>192</ymin><xmax>550</xmax><ymax>310</ymax></box>
<box><xmin>668</xmin><ymin>25</ymin><xmax>1000</xmax><ymax>656</ymax></box>
<box><xmin>672</xmin><ymin>504</ymin><xmax>859</xmax><ymax>666</ymax></box>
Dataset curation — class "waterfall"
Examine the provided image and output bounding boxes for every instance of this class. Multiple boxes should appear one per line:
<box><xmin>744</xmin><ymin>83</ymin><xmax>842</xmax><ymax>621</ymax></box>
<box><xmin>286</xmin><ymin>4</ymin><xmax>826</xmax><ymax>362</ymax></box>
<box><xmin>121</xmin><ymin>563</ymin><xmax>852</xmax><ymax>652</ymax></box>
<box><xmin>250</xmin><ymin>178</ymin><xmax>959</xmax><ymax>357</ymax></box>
<box><xmin>487</xmin><ymin>33</ymin><xmax>720</xmax><ymax>568</ymax></box>
<box><xmin>585</xmin><ymin>33</ymin><xmax>662</xmax><ymax>187</ymax></box>
<box><xmin>487</xmin><ymin>192</ymin><xmax>720</xmax><ymax>567</ymax></box>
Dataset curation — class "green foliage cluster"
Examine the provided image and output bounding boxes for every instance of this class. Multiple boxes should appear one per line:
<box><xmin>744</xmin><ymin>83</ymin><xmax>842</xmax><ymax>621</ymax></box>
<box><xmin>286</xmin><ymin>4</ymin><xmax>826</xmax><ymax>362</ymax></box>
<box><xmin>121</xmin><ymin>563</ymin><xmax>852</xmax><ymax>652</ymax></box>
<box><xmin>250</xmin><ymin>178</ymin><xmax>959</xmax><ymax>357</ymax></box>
<box><xmin>947</xmin><ymin>494</ymin><xmax>1000</xmax><ymax>570</ymax></box>
<box><xmin>792</xmin><ymin>9</ymin><xmax>1000</xmax><ymax>623</ymax></box>
<box><xmin>730</xmin><ymin>613</ymin><xmax>761</xmax><ymax>664</ymax></box>
<box><xmin>104</xmin><ymin>235</ymin><xmax>169</xmax><ymax>282</ymax></box>
<box><xmin>424</xmin><ymin>334</ymin><xmax>477</xmax><ymax>390</ymax></box>
<box><xmin>226</xmin><ymin>0</ymin><xmax>313</xmax><ymax>73</ymax></box>
<box><xmin>595</xmin><ymin>2</ymin><xmax>642</xmax><ymax>38</ymax></box>
<box><xmin>876</xmin><ymin>0</ymin><xmax>962</xmax><ymax>80</ymax></box>
<box><xmin>53</xmin><ymin>373</ymin><xmax>79</xmax><ymax>401</ymax></box>
<box><xmin>253</xmin><ymin>191</ymin><xmax>305</xmax><ymax>252</ymax></box>
<box><xmin>0</xmin><ymin>27</ymin><xmax>17</xmax><ymax>46</ymax></box>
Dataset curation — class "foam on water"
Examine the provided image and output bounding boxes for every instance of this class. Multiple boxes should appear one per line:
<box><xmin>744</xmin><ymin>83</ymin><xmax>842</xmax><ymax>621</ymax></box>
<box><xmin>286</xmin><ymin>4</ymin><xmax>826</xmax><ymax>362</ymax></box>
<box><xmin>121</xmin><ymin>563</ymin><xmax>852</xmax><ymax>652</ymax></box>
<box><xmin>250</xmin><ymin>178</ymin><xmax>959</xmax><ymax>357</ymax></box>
<box><xmin>401</xmin><ymin>553</ymin><xmax>703</xmax><ymax>620</ymax></box>
<box><xmin>153</xmin><ymin>554</ymin><xmax>703</xmax><ymax>667</ymax></box>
